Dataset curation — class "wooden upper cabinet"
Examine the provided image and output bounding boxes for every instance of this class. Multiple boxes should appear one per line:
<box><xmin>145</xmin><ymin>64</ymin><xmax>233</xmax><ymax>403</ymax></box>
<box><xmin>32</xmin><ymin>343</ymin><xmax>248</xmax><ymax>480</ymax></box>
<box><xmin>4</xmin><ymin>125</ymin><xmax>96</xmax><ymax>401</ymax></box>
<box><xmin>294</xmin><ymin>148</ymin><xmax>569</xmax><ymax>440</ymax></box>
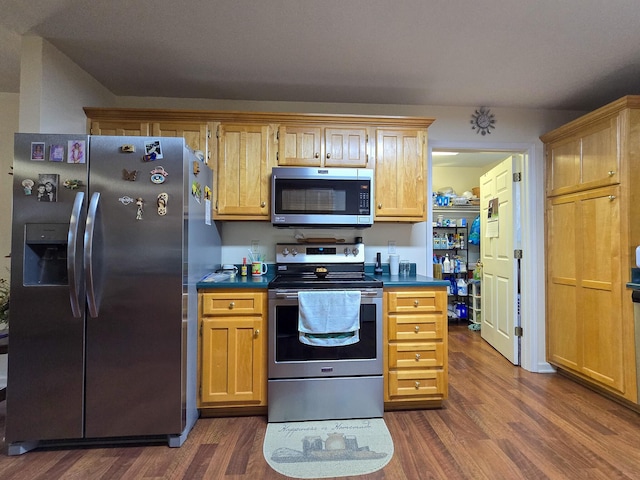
<box><xmin>324</xmin><ymin>127</ymin><xmax>368</xmax><ymax>167</ymax></box>
<box><xmin>214</xmin><ymin>123</ymin><xmax>272</xmax><ymax>219</ymax></box>
<box><xmin>374</xmin><ymin>128</ymin><xmax>426</xmax><ymax>222</ymax></box>
<box><xmin>278</xmin><ymin>125</ymin><xmax>322</xmax><ymax>166</ymax></box>
<box><xmin>151</xmin><ymin>121</ymin><xmax>209</xmax><ymax>155</ymax></box>
<box><xmin>87</xmin><ymin>115</ymin><xmax>210</xmax><ymax>162</ymax></box>
<box><xmin>277</xmin><ymin>125</ymin><xmax>368</xmax><ymax>167</ymax></box>
<box><xmin>89</xmin><ymin>120</ymin><xmax>151</xmax><ymax>136</ymax></box>
<box><xmin>544</xmin><ymin>116</ymin><xmax>619</xmax><ymax>196</ymax></box>
<box><xmin>84</xmin><ymin>108</ymin><xmax>435</xmax><ymax>222</ymax></box>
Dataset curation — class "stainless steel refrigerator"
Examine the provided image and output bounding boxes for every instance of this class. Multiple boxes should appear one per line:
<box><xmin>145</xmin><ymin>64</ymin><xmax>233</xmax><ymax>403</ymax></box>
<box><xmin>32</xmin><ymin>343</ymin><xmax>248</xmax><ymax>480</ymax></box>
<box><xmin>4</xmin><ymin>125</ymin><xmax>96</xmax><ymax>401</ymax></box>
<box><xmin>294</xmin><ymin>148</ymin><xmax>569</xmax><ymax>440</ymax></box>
<box><xmin>7</xmin><ymin>134</ymin><xmax>219</xmax><ymax>455</ymax></box>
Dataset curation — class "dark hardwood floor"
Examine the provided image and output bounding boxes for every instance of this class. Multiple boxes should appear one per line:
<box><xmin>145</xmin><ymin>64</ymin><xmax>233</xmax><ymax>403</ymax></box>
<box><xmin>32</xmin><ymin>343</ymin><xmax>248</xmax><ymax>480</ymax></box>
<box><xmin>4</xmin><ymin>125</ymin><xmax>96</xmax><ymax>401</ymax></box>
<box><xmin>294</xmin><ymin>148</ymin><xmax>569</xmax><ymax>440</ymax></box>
<box><xmin>1</xmin><ymin>324</ymin><xmax>640</xmax><ymax>479</ymax></box>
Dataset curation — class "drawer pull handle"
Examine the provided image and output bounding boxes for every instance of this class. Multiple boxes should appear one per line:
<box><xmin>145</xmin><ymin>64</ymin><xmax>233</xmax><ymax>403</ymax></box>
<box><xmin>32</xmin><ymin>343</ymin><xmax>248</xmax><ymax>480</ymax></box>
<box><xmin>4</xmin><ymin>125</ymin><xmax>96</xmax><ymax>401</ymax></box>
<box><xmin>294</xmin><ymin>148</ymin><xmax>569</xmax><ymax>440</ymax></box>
<box><xmin>415</xmin><ymin>353</ymin><xmax>421</xmax><ymax>361</ymax></box>
<box><xmin>254</xmin><ymin>329</ymin><xmax>260</xmax><ymax>338</ymax></box>
<box><xmin>415</xmin><ymin>381</ymin><xmax>420</xmax><ymax>389</ymax></box>
<box><xmin>608</xmin><ymin>170</ymin><xmax>615</xmax><ymax>177</ymax></box>
<box><xmin>414</xmin><ymin>300</ymin><xmax>419</xmax><ymax>307</ymax></box>
<box><xmin>608</xmin><ymin>195</ymin><xmax>616</xmax><ymax>201</ymax></box>
<box><xmin>414</xmin><ymin>325</ymin><xmax>420</xmax><ymax>333</ymax></box>
<box><xmin>229</xmin><ymin>301</ymin><xmax>235</xmax><ymax>309</ymax></box>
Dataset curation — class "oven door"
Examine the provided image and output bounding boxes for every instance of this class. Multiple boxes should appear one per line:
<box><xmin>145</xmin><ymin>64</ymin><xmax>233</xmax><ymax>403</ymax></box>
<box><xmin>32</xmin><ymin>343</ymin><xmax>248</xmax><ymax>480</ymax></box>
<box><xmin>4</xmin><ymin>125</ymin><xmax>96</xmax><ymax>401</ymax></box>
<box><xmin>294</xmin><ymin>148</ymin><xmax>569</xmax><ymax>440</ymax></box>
<box><xmin>268</xmin><ymin>288</ymin><xmax>382</xmax><ymax>379</ymax></box>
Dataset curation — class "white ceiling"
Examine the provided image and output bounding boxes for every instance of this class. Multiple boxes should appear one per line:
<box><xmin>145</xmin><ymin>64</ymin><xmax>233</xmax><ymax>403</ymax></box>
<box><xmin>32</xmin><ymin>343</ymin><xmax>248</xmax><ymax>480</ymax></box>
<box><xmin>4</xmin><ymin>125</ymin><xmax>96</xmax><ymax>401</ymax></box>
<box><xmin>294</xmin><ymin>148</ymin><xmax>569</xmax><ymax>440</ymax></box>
<box><xmin>1</xmin><ymin>0</ymin><xmax>640</xmax><ymax>112</ymax></box>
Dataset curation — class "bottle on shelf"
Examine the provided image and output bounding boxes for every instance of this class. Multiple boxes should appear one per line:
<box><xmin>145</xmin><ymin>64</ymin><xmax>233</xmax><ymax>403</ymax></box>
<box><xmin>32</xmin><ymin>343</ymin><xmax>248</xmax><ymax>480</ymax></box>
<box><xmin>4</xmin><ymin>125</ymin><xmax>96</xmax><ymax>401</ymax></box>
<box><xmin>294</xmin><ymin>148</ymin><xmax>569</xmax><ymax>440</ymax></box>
<box><xmin>443</xmin><ymin>254</ymin><xmax>451</xmax><ymax>274</ymax></box>
<box><xmin>456</xmin><ymin>278</ymin><xmax>468</xmax><ymax>296</ymax></box>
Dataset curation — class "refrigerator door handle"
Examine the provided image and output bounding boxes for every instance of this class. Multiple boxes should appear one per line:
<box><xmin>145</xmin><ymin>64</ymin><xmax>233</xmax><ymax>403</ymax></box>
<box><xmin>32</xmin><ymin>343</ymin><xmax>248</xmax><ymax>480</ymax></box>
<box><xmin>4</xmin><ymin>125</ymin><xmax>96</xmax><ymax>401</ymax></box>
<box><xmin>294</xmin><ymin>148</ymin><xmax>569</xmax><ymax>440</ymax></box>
<box><xmin>85</xmin><ymin>192</ymin><xmax>101</xmax><ymax>317</ymax></box>
<box><xmin>67</xmin><ymin>191</ymin><xmax>85</xmax><ymax>318</ymax></box>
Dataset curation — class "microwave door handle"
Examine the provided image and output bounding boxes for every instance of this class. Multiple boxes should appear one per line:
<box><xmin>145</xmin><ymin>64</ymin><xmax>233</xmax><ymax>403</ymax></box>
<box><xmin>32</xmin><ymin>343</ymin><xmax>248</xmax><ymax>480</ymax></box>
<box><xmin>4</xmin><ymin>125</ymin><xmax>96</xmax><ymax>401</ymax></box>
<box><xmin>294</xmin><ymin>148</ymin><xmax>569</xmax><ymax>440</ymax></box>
<box><xmin>67</xmin><ymin>191</ymin><xmax>85</xmax><ymax>318</ymax></box>
<box><xmin>84</xmin><ymin>192</ymin><xmax>100</xmax><ymax>318</ymax></box>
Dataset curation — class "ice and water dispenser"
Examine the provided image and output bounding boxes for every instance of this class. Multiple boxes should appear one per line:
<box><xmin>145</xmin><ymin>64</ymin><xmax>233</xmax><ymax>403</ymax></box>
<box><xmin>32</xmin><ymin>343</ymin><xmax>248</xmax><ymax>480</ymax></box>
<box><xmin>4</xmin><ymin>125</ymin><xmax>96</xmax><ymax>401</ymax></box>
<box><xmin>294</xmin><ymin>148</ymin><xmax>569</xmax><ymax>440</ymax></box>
<box><xmin>24</xmin><ymin>223</ymin><xmax>69</xmax><ymax>286</ymax></box>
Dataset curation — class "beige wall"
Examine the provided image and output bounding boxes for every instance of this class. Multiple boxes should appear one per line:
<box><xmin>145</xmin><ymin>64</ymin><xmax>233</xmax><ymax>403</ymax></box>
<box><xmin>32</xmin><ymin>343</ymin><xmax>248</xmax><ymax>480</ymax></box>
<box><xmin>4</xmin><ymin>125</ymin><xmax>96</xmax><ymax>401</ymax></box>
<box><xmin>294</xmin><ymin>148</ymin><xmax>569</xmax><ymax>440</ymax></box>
<box><xmin>432</xmin><ymin>165</ymin><xmax>488</xmax><ymax>197</ymax></box>
<box><xmin>0</xmin><ymin>93</ymin><xmax>19</xmax><ymax>279</ymax></box>
<box><xmin>19</xmin><ymin>36</ymin><xmax>115</xmax><ymax>133</ymax></box>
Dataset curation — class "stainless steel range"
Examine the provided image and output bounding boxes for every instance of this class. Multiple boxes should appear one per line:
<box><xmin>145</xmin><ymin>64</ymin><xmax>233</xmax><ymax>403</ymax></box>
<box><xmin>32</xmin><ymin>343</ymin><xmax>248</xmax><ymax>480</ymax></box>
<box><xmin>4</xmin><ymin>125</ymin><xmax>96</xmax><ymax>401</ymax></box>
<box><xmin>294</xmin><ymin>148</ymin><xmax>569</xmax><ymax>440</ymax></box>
<box><xmin>267</xmin><ymin>242</ymin><xmax>383</xmax><ymax>422</ymax></box>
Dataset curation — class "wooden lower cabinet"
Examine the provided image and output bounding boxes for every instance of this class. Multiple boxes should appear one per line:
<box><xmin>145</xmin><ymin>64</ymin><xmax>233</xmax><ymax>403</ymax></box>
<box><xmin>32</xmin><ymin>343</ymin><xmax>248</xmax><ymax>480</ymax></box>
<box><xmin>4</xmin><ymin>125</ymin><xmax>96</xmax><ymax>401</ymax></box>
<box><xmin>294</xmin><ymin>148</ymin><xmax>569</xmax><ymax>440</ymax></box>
<box><xmin>198</xmin><ymin>290</ymin><xmax>267</xmax><ymax>414</ymax></box>
<box><xmin>384</xmin><ymin>287</ymin><xmax>448</xmax><ymax>409</ymax></box>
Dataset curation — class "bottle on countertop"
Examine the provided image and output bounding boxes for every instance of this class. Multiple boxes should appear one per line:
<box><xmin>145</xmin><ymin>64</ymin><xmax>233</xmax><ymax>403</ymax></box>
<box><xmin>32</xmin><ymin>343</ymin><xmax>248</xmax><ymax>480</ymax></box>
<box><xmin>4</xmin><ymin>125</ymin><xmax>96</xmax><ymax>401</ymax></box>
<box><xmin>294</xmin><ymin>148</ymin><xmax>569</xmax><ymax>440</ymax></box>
<box><xmin>374</xmin><ymin>252</ymin><xmax>383</xmax><ymax>275</ymax></box>
<box><xmin>241</xmin><ymin>257</ymin><xmax>248</xmax><ymax>276</ymax></box>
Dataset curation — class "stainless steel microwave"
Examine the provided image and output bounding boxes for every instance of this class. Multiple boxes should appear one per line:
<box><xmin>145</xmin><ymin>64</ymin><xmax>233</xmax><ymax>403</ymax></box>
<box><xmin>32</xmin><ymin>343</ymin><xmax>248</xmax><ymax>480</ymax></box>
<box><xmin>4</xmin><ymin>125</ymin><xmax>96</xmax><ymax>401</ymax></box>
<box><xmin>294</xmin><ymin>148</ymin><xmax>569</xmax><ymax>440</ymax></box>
<box><xmin>271</xmin><ymin>167</ymin><xmax>374</xmax><ymax>228</ymax></box>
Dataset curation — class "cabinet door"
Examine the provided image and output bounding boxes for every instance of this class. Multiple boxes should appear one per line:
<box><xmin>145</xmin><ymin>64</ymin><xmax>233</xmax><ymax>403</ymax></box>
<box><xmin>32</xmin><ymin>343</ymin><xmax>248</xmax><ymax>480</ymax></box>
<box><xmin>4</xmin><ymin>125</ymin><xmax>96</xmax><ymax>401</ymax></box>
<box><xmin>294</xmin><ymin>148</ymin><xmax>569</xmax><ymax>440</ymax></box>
<box><xmin>580</xmin><ymin>117</ymin><xmax>619</xmax><ymax>189</ymax></box>
<box><xmin>374</xmin><ymin>129</ymin><xmax>426</xmax><ymax>221</ymax></box>
<box><xmin>216</xmin><ymin>124</ymin><xmax>271</xmax><ymax>218</ymax></box>
<box><xmin>547</xmin><ymin>186</ymin><xmax>624</xmax><ymax>392</ymax></box>
<box><xmin>546</xmin><ymin>195</ymin><xmax>579</xmax><ymax>370</ymax></box>
<box><xmin>152</xmin><ymin>121</ymin><xmax>209</xmax><ymax>154</ymax></box>
<box><xmin>547</xmin><ymin>117</ymin><xmax>619</xmax><ymax>196</ymax></box>
<box><xmin>324</xmin><ymin>127</ymin><xmax>368</xmax><ymax>167</ymax></box>
<box><xmin>90</xmin><ymin>120</ymin><xmax>151</xmax><ymax>136</ymax></box>
<box><xmin>278</xmin><ymin>125</ymin><xmax>322</xmax><ymax>166</ymax></box>
<box><xmin>200</xmin><ymin>317</ymin><xmax>264</xmax><ymax>404</ymax></box>
<box><xmin>577</xmin><ymin>186</ymin><xmax>623</xmax><ymax>391</ymax></box>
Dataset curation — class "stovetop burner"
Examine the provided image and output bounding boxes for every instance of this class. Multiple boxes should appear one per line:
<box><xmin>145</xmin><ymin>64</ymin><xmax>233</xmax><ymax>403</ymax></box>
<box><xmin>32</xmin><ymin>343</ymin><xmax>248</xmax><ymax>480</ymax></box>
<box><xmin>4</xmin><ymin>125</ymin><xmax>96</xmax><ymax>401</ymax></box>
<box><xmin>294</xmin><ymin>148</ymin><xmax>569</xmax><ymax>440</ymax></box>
<box><xmin>269</xmin><ymin>273</ymin><xmax>382</xmax><ymax>290</ymax></box>
<box><xmin>269</xmin><ymin>242</ymin><xmax>382</xmax><ymax>289</ymax></box>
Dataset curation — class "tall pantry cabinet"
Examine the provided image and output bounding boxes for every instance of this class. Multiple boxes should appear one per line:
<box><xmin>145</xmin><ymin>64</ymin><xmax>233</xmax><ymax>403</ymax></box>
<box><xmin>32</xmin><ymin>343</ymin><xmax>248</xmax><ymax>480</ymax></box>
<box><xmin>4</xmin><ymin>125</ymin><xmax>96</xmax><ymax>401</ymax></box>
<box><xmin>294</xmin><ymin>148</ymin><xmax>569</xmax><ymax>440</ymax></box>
<box><xmin>541</xmin><ymin>96</ymin><xmax>640</xmax><ymax>404</ymax></box>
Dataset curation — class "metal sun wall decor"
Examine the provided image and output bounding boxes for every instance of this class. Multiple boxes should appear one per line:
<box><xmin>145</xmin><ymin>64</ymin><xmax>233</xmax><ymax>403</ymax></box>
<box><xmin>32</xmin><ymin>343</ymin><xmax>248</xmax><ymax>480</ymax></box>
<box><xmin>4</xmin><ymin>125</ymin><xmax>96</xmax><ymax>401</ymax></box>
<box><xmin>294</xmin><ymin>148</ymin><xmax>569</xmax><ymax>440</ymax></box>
<box><xmin>470</xmin><ymin>106</ymin><xmax>496</xmax><ymax>135</ymax></box>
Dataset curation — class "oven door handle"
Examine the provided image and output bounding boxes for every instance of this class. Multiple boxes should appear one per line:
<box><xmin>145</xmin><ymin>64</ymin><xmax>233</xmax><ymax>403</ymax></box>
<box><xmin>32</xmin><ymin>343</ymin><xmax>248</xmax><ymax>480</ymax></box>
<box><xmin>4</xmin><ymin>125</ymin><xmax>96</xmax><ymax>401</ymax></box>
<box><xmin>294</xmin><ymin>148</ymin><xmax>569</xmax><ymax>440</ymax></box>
<box><xmin>273</xmin><ymin>290</ymin><xmax>381</xmax><ymax>299</ymax></box>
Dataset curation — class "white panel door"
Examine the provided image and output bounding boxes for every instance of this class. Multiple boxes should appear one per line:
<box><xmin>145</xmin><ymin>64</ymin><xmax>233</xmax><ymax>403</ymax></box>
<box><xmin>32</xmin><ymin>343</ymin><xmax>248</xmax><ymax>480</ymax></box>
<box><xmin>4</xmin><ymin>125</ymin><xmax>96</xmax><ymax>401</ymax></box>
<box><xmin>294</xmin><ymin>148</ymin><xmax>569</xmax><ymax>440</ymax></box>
<box><xmin>480</xmin><ymin>155</ymin><xmax>521</xmax><ymax>364</ymax></box>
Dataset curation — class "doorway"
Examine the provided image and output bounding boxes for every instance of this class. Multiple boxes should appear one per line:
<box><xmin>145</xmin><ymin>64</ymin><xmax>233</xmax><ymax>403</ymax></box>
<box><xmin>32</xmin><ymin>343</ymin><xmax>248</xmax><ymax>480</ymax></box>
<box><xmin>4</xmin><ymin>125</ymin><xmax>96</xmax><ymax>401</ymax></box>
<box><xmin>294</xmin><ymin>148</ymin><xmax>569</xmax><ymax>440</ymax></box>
<box><xmin>428</xmin><ymin>142</ymin><xmax>552</xmax><ymax>374</ymax></box>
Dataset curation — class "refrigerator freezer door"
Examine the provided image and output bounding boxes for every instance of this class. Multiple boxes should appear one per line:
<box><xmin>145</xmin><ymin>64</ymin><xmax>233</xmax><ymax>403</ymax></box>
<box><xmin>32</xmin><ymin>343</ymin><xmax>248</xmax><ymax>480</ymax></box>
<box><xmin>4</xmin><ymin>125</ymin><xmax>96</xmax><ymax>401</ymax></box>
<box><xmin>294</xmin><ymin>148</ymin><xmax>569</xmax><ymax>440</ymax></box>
<box><xmin>7</xmin><ymin>134</ymin><xmax>90</xmax><ymax>443</ymax></box>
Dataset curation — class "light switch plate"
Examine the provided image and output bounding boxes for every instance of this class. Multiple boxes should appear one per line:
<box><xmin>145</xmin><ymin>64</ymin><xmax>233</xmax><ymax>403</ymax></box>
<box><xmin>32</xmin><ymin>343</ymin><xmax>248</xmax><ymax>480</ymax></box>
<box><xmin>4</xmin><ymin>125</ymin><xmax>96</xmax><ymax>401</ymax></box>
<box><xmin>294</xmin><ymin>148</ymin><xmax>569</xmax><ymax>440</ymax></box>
<box><xmin>388</xmin><ymin>241</ymin><xmax>396</xmax><ymax>254</ymax></box>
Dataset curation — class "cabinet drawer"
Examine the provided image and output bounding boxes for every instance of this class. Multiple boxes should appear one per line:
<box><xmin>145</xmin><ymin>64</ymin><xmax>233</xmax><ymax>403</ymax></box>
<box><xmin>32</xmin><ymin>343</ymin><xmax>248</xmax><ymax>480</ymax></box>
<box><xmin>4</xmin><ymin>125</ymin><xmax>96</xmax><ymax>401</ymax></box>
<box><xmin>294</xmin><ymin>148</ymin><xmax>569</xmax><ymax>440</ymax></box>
<box><xmin>386</xmin><ymin>290</ymin><xmax>447</xmax><ymax>314</ymax></box>
<box><xmin>387</xmin><ymin>313</ymin><xmax>444</xmax><ymax>341</ymax></box>
<box><xmin>388</xmin><ymin>342</ymin><xmax>444</xmax><ymax>369</ymax></box>
<box><xmin>201</xmin><ymin>292</ymin><xmax>264</xmax><ymax>316</ymax></box>
<box><xmin>388</xmin><ymin>369</ymin><xmax>445</xmax><ymax>398</ymax></box>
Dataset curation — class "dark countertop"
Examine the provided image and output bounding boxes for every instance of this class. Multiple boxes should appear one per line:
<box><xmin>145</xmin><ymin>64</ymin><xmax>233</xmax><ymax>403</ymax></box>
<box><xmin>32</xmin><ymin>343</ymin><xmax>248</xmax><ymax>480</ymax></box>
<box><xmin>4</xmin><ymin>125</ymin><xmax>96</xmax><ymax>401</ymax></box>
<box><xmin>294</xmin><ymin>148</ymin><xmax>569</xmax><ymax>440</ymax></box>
<box><xmin>197</xmin><ymin>263</ymin><xmax>449</xmax><ymax>289</ymax></box>
<box><xmin>197</xmin><ymin>272</ymin><xmax>275</xmax><ymax>289</ymax></box>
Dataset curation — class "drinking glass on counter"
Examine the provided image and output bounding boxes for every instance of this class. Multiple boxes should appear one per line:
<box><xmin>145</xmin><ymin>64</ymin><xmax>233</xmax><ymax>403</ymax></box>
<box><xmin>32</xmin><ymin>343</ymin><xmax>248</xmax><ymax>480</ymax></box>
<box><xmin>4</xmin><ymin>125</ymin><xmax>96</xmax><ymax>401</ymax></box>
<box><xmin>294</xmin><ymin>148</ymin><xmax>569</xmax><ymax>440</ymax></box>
<box><xmin>400</xmin><ymin>260</ymin><xmax>411</xmax><ymax>276</ymax></box>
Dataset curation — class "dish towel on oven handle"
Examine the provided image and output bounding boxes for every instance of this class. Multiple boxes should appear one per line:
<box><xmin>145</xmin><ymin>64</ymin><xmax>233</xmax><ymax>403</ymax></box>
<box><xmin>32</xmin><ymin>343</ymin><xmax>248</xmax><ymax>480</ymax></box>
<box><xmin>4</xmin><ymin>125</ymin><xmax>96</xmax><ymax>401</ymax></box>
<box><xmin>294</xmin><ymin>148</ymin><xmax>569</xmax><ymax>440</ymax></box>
<box><xmin>298</xmin><ymin>290</ymin><xmax>361</xmax><ymax>346</ymax></box>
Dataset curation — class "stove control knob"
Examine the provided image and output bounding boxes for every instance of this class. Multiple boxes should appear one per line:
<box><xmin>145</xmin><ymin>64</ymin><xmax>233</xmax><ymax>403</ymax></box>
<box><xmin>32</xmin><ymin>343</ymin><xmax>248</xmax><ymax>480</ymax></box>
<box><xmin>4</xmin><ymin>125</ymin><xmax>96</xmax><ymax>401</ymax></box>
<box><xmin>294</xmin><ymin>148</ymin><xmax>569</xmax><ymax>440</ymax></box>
<box><xmin>352</xmin><ymin>247</ymin><xmax>359</xmax><ymax>256</ymax></box>
<box><xmin>282</xmin><ymin>247</ymin><xmax>290</xmax><ymax>257</ymax></box>
<box><xmin>291</xmin><ymin>248</ymin><xmax>298</xmax><ymax>256</ymax></box>
<box><xmin>344</xmin><ymin>247</ymin><xmax>351</xmax><ymax>256</ymax></box>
